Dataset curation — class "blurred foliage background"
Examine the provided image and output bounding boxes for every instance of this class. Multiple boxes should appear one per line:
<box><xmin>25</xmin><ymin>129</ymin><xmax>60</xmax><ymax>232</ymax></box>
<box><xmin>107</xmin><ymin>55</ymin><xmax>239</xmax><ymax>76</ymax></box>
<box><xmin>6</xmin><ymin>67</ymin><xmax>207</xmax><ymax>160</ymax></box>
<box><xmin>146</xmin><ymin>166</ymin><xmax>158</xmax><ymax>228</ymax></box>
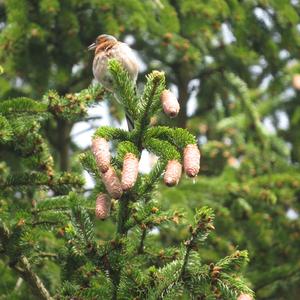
<box><xmin>0</xmin><ymin>0</ymin><xmax>300</xmax><ymax>299</ymax></box>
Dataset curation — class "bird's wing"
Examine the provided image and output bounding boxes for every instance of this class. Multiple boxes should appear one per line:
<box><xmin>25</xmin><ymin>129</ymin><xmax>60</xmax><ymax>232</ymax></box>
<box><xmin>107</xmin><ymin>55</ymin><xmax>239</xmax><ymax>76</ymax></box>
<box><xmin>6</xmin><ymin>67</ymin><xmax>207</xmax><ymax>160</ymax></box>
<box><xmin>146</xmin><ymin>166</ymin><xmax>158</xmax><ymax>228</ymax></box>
<box><xmin>110</xmin><ymin>43</ymin><xmax>139</xmax><ymax>82</ymax></box>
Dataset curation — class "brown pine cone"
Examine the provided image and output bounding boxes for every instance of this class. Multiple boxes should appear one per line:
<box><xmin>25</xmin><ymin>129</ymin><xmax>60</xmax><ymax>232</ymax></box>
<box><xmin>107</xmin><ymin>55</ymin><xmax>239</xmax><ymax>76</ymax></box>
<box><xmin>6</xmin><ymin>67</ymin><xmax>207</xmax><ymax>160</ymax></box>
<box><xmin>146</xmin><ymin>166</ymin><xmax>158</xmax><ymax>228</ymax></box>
<box><xmin>101</xmin><ymin>166</ymin><xmax>123</xmax><ymax>199</ymax></box>
<box><xmin>121</xmin><ymin>153</ymin><xmax>139</xmax><ymax>191</ymax></box>
<box><xmin>183</xmin><ymin>144</ymin><xmax>200</xmax><ymax>177</ymax></box>
<box><xmin>164</xmin><ymin>160</ymin><xmax>182</xmax><ymax>187</ymax></box>
<box><xmin>160</xmin><ymin>89</ymin><xmax>180</xmax><ymax>118</ymax></box>
<box><xmin>95</xmin><ymin>193</ymin><xmax>111</xmax><ymax>219</ymax></box>
<box><xmin>91</xmin><ymin>137</ymin><xmax>110</xmax><ymax>173</ymax></box>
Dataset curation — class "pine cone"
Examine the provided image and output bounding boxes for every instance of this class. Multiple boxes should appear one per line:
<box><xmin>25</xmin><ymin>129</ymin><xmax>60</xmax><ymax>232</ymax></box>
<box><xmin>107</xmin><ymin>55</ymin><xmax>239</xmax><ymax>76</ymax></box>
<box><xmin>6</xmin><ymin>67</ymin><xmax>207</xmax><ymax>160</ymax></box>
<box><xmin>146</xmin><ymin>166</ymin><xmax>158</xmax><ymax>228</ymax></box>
<box><xmin>292</xmin><ymin>74</ymin><xmax>300</xmax><ymax>90</ymax></box>
<box><xmin>95</xmin><ymin>193</ymin><xmax>111</xmax><ymax>219</ymax></box>
<box><xmin>160</xmin><ymin>89</ymin><xmax>180</xmax><ymax>118</ymax></box>
<box><xmin>121</xmin><ymin>153</ymin><xmax>139</xmax><ymax>191</ymax></box>
<box><xmin>101</xmin><ymin>166</ymin><xmax>123</xmax><ymax>199</ymax></box>
<box><xmin>183</xmin><ymin>144</ymin><xmax>200</xmax><ymax>177</ymax></box>
<box><xmin>164</xmin><ymin>160</ymin><xmax>182</xmax><ymax>187</ymax></box>
<box><xmin>91</xmin><ymin>137</ymin><xmax>110</xmax><ymax>173</ymax></box>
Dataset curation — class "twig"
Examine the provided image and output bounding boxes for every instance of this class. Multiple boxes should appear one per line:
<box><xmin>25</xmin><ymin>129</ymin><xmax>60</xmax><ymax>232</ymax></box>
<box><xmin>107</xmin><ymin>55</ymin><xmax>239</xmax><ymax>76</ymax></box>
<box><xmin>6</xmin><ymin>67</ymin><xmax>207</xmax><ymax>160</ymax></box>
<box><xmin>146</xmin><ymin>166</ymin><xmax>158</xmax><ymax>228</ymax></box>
<box><xmin>111</xmin><ymin>175</ymin><xmax>134</xmax><ymax>299</ymax></box>
<box><xmin>35</xmin><ymin>252</ymin><xmax>58</xmax><ymax>259</ymax></box>
<box><xmin>17</xmin><ymin>256</ymin><xmax>53</xmax><ymax>300</ymax></box>
<box><xmin>70</xmin><ymin>125</ymin><xmax>96</xmax><ymax>139</ymax></box>
<box><xmin>179</xmin><ymin>235</ymin><xmax>194</xmax><ymax>279</ymax></box>
<box><xmin>179</xmin><ymin>214</ymin><xmax>214</xmax><ymax>279</ymax></box>
<box><xmin>137</xmin><ymin>76</ymin><xmax>161</xmax><ymax>150</ymax></box>
<box><xmin>0</xmin><ymin>222</ymin><xmax>53</xmax><ymax>300</ymax></box>
<box><xmin>137</xmin><ymin>228</ymin><xmax>147</xmax><ymax>254</ymax></box>
<box><xmin>83</xmin><ymin>116</ymin><xmax>103</xmax><ymax>121</ymax></box>
<box><xmin>13</xmin><ymin>277</ymin><xmax>23</xmax><ymax>292</ymax></box>
<box><xmin>116</xmin><ymin>195</ymin><xmax>130</xmax><ymax>235</ymax></box>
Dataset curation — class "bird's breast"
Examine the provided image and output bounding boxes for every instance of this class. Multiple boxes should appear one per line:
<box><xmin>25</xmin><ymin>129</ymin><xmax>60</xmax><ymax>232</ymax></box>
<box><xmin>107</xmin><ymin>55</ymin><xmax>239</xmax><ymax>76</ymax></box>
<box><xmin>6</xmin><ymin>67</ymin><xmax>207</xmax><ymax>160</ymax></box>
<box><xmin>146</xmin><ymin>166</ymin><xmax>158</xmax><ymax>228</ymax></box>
<box><xmin>93</xmin><ymin>43</ymin><xmax>139</xmax><ymax>90</ymax></box>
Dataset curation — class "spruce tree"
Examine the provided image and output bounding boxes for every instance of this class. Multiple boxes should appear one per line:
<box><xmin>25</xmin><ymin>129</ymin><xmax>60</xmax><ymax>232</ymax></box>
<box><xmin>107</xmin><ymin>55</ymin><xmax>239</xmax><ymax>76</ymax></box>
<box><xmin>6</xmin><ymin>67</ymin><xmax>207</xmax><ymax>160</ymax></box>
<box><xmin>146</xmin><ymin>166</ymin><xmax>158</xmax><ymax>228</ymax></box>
<box><xmin>0</xmin><ymin>60</ymin><xmax>253</xmax><ymax>299</ymax></box>
<box><xmin>1</xmin><ymin>1</ymin><xmax>300</xmax><ymax>299</ymax></box>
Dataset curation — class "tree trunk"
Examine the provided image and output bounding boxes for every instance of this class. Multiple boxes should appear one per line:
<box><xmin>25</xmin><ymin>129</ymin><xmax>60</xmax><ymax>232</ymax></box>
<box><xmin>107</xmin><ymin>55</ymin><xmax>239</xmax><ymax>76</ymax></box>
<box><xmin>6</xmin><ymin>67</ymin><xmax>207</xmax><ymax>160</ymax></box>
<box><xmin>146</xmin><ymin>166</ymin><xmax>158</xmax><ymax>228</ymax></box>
<box><xmin>176</xmin><ymin>66</ymin><xmax>190</xmax><ymax>128</ymax></box>
<box><xmin>57</xmin><ymin>119</ymin><xmax>72</xmax><ymax>172</ymax></box>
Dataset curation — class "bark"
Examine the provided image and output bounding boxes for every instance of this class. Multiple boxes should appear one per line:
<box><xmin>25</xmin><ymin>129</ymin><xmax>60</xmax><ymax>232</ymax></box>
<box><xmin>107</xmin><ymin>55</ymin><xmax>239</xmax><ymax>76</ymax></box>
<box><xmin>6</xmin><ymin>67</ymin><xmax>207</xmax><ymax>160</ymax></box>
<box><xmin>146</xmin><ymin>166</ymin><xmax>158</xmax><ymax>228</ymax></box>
<box><xmin>57</xmin><ymin>119</ymin><xmax>72</xmax><ymax>171</ymax></box>
<box><xmin>176</xmin><ymin>65</ymin><xmax>190</xmax><ymax>128</ymax></box>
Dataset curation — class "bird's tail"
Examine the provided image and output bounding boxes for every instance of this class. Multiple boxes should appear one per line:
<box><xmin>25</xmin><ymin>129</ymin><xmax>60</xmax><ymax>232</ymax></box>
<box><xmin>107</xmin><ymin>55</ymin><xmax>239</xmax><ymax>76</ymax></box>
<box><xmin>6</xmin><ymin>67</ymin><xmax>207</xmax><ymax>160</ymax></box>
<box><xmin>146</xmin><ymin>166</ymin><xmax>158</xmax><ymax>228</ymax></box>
<box><xmin>125</xmin><ymin>112</ymin><xmax>134</xmax><ymax>131</ymax></box>
<box><xmin>113</xmin><ymin>92</ymin><xmax>135</xmax><ymax>131</ymax></box>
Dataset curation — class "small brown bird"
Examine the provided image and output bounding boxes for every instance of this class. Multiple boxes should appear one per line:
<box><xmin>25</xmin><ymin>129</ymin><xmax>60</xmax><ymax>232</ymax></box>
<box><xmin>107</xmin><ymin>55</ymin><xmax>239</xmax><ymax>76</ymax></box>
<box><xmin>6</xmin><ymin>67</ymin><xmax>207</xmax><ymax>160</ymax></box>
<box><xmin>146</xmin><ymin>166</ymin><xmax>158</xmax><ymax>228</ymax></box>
<box><xmin>88</xmin><ymin>34</ymin><xmax>139</xmax><ymax>130</ymax></box>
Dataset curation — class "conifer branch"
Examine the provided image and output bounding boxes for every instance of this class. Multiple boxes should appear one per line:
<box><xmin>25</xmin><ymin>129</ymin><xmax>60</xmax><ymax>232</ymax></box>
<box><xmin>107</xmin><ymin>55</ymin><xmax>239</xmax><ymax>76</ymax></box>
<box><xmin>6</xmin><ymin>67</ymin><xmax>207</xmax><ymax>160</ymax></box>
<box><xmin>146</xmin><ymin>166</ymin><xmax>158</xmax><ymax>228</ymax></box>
<box><xmin>116</xmin><ymin>196</ymin><xmax>131</xmax><ymax>236</ymax></box>
<box><xmin>139</xmin><ymin>160</ymin><xmax>167</xmax><ymax>197</ymax></box>
<box><xmin>0</xmin><ymin>223</ymin><xmax>53</xmax><ymax>300</ymax></box>
<box><xmin>137</xmin><ymin>228</ymin><xmax>147</xmax><ymax>254</ymax></box>
<box><xmin>180</xmin><ymin>207</ymin><xmax>215</xmax><ymax>279</ymax></box>
<box><xmin>16</xmin><ymin>256</ymin><xmax>53</xmax><ymax>300</ymax></box>
<box><xmin>108</xmin><ymin>59</ymin><xmax>139</xmax><ymax>119</ymax></box>
<box><xmin>225</xmin><ymin>72</ymin><xmax>269</xmax><ymax>147</ymax></box>
<box><xmin>94</xmin><ymin>126</ymin><xmax>131</xmax><ymax>141</ymax></box>
<box><xmin>251</xmin><ymin>263</ymin><xmax>300</xmax><ymax>292</ymax></box>
<box><xmin>136</xmin><ymin>70</ymin><xmax>165</xmax><ymax>149</ymax></box>
<box><xmin>0</xmin><ymin>172</ymin><xmax>84</xmax><ymax>192</ymax></box>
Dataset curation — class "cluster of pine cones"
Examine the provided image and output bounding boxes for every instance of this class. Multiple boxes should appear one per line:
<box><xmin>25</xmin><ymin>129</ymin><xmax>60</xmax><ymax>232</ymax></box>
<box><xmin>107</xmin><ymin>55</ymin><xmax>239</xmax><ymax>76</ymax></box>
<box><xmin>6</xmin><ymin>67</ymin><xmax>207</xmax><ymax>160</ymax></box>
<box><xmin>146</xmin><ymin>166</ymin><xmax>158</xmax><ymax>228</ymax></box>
<box><xmin>91</xmin><ymin>89</ymin><xmax>200</xmax><ymax>219</ymax></box>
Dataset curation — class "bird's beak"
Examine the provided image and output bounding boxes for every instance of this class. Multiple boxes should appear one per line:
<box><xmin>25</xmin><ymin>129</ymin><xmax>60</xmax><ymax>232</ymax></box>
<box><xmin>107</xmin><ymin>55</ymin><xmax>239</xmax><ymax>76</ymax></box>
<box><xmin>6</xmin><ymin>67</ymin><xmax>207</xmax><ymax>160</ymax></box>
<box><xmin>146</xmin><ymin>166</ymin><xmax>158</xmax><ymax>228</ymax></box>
<box><xmin>88</xmin><ymin>42</ymin><xmax>96</xmax><ymax>51</ymax></box>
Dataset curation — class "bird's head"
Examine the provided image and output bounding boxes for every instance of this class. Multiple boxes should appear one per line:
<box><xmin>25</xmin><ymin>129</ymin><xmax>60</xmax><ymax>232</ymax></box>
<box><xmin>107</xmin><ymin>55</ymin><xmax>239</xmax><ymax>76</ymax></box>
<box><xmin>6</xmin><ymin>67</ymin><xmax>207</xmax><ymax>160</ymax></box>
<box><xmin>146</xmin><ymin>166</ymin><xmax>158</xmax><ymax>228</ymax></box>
<box><xmin>88</xmin><ymin>34</ymin><xmax>118</xmax><ymax>51</ymax></box>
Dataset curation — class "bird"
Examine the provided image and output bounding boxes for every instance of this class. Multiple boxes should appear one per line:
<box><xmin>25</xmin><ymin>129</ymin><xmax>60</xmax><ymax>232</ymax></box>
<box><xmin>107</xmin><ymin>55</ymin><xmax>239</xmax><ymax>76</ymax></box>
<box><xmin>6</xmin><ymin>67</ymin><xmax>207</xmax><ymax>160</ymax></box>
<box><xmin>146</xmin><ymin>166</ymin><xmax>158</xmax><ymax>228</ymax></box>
<box><xmin>88</xmin><ymin>34</ymin><xmax>139</xmax><ymax>131</ymax></box>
